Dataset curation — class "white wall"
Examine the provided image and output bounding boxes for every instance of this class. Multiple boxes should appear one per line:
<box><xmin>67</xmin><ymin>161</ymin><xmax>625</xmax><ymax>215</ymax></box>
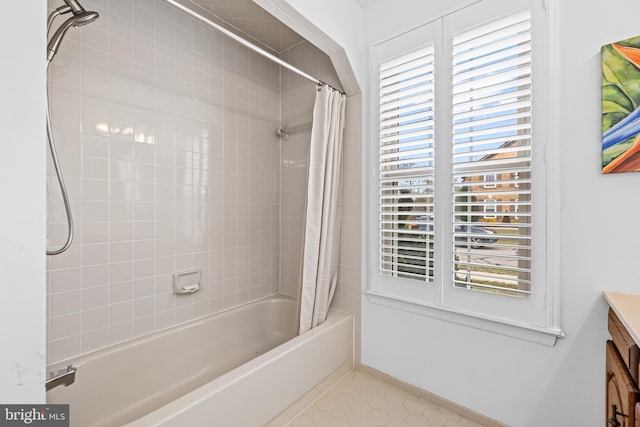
<box><xmin>359</xmin><ymin>0</ymin><xmax>640</xmax><ymax>426</ymax></box>
<box><xmin>0</xmin><ymin>2</ymin><xmax>47</xmax><ymax>402</ymax></box>
<box><xmin>364</xmin><ymin>0</ymin><xmax>478</xmax><ymax>45</ymax></box>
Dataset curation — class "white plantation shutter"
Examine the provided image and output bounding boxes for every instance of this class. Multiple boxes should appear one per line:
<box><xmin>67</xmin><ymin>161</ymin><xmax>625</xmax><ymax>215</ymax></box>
<box><xmin>451</xmin><ymin>10</ymin><xmax>533</xmax><ymax>297</ymax></box>
<box><xmin>370</xmin><ymin>0</ymin><xmax>559</xmax><ymax>341</ymax></box>
<box><xmin>378</xmin><ymin>46</ymin><xmax>435</xmax><ymax>281</ymax></box>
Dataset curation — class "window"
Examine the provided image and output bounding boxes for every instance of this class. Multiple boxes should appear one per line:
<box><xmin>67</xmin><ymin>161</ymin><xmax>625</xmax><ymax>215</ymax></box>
<box><xmin>369</xmin><ymin>0</ymin><xmax>561</xmax><ymax>344</ymax></box>
<box><xmin>483</xmin><ymin>199</ymin><xmax>497</xmax><ymax>219</ymax></box>
<box><xmin>483</xmin><ymin>173</ymin><xmax>497</xmax><ymax>188</ymax></box>
<box><xmin>451</xmin><ymin>9</ymin><xmax>532</xmax><ymax>296</ymax></box>
<box><xmin>513</xmin><ymin>171</ymin><xmax>520</xmax><ymax>187</ymax></box>
<box><xmin>379</xmin><ymin>45</ymin><xmax>436</xmax><ymax>282</ymax></box>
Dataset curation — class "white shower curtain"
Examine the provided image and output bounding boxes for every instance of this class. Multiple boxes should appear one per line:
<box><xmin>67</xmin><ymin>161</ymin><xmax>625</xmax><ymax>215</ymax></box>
<box><xmin>298</xmin><ymin>85</ymin><xmax>347</xmax><ymax>334</ymax></box>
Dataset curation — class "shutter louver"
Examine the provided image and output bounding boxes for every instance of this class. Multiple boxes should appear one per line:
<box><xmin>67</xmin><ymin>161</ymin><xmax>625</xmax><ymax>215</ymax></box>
<box><xmin>451</xmin><ymin>10</ymin><xmax>533</xmax><ymax>297</ymax></box>
<box><xmin>379</xmin><ymin>46</ymin><xmax>435</xmax><ymax>281</ymax></box>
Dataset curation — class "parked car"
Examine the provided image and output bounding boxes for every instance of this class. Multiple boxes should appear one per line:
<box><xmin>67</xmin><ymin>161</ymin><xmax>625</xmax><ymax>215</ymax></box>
<box><xmin>454</xmin><ymin>224</ymin><xmax>497</xmax><ymax>248</ymax></box>
<box><xmin>410</xmin><ymin>216</ymin><xmax>497</xmax><ymax>248</ymax></box>
<box><xmin>410</xmin><ymin>215</ymin><xmax>433</xmax><ymax>231</ymax></box>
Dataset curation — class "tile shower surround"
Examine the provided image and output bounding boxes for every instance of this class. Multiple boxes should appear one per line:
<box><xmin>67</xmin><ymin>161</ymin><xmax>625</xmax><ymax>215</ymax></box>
<box><xmin>45</xmin><ymin>0</ymin><xmax>356</xmax><ymax>364</ymax></box>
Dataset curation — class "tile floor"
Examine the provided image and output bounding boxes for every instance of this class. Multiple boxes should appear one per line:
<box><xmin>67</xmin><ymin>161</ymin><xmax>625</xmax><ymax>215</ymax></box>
<box><xmin>285</xmin><ymin>370</ymin><xmax>487</xmax><ymax>427</ymax></box>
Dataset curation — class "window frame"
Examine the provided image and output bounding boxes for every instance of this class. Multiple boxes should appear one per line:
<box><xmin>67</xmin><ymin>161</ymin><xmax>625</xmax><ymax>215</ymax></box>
<box><xmin>483</xmin><ymin>173</ymin><xmax>497</xmax><ymax>188</ymax></box>
<box><xmin>366</xmin><ymin>0</ymin><xmax>563</xmax><ymax>346</ymax></box>
<box><xmin>483</xmin><ymin>199</ymin><xmax>497</xmax><ymax>219</ymax></box>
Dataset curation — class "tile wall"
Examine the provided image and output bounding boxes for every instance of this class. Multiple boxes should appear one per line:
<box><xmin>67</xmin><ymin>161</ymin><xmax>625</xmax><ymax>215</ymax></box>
<box><xmin>45</xmin><ymin>0</ymin><xmax>361</xmax><ymax>365</ymax></box>
<box><xmin>46</xmin><ymin>0</ymin><xmax>283</xmax><ymax>363</ymax></box>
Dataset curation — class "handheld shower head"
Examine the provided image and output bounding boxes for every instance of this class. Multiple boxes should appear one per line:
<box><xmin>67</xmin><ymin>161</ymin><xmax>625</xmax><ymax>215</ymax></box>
<box><xmin>70</xmin><ymin>10</ymin><xmax>99</xmax><ymax>26</ymax></box>
<box><xmin>47</xmin><ymin>10</ymin><xmax>99</xmax><ymax>62</ymax></box>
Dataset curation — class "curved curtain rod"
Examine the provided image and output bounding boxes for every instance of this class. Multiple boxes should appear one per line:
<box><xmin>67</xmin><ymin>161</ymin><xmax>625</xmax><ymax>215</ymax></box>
<box><xmin>161</xmin><ymin>0</ymin><xmax>344</xmax><ymax>95</ymax></box>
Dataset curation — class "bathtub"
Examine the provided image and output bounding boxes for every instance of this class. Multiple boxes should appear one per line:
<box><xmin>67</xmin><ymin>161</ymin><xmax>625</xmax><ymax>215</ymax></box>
<box><xmin>46</xmin><ymin>295</ymin><xmax>354</xmax><ymax>426</ymax></box>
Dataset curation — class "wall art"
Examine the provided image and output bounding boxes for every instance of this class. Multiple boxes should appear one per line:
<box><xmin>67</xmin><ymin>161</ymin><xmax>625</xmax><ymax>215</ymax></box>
<box><xmin>602</xmin><ymin>36</ymin><xmax>640</xmax><ymax>173</ymax></box>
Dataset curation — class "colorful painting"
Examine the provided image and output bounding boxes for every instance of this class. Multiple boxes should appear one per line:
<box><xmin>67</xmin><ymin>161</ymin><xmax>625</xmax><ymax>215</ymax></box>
<box><xmin>602</xmin><ymin>36</ymin><xmax>640</xmax><ymax>173</ymax></box>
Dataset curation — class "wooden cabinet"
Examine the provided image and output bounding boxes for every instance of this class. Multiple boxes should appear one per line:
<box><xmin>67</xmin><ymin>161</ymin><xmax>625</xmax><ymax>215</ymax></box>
<box><xmin>606</xmin><ymin>308</ymin><xmax>640</xmax><ymax>427</ymax></box>
<box><xmin>606</xmin><ymin>340</ymin><xmax>639</xmax><ymax>426</ymax></box>
<box><xmin>609</xmin><ymin>309</ymin><xmax>640</xmax><ymax>383</ymax></box>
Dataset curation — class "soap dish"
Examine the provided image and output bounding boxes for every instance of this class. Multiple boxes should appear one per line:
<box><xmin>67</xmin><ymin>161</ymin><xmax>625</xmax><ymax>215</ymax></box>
<box><xmin>173</xmin><ymin>269</ymin><xmax>201</xmax><ymax>294</ymax></box>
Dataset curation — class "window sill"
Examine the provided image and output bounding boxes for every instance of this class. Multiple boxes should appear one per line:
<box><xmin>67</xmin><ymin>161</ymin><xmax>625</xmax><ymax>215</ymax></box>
<box><xmin>365</xmin><ymin>290</ymin><xmax>565</xmax><ymax>346</ymax></box>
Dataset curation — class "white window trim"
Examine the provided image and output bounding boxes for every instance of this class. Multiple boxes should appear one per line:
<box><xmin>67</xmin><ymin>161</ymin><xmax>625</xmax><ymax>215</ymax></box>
<box><xmin>483</xmin><ymin>173</ymin><xmax>497</xmax><ymax>188</ymax></box>
<box><xmin>365</xmin><ymin>290</ymin><xmax>565</xmax><ymax>346</ymax></box>
<box><xmin>483</xmin><ymin>199</ymin><xmax>497</xmax><ymax>219</ymax></box>
<box><xmin>365</xmin><ymin>0</ymin><xmax>563</xmax><ymax>346</ymax></box>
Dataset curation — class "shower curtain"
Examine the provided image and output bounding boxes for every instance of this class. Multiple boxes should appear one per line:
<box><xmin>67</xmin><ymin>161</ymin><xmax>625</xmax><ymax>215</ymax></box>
<box><xmin>298</xmin><ymin>85</ymin><xmax>347</xmax><ymax>334</ymax></box>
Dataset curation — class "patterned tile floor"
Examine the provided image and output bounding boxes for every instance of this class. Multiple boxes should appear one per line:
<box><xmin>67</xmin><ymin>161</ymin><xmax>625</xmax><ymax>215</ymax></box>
<box><xmin>285</xmin><ymin>370</ymin><xmax>487</xmax><ymax>427</ymax></box>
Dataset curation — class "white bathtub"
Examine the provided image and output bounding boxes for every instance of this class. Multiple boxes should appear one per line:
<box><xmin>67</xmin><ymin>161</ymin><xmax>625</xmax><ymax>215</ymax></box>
<box><xmin>46</xmin><ymin>295</ymin><xmax>353</xmax><ymax>426</ymax></box>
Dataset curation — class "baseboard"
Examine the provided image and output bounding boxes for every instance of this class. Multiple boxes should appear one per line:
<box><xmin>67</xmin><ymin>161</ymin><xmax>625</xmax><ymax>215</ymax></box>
<box><xmin>356</xmin><ymin>364</ymin><xmax>510</xmax><ymax>427</ymax></box>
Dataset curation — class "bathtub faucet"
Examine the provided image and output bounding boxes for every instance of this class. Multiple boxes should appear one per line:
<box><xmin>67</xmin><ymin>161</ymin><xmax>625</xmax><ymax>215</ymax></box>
<box><xmin>46</xmin><ymin>365</ymin><xmax>77</xmax><ymax>391</ymax></box>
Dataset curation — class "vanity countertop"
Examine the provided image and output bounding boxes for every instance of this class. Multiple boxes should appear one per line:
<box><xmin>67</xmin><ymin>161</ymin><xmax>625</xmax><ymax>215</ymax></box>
<box><xmin>604</xmin><ymin>291</ymin><xmax>640</xmax><ymax>346</ymax></box>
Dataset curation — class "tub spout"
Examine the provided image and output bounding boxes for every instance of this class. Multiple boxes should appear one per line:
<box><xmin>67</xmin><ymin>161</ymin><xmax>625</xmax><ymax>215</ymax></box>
<box><xmin>46</xmin><ymin>365</ymin><xmax>77</xmax><ymax>391</ymax></box>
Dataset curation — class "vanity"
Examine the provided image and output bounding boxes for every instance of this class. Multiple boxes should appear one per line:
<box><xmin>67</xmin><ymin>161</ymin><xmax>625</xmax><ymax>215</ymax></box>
<box><xmin>604</xmin><ymin>291</ymin><xmax>640</xmax><ymax>426</ymax></box>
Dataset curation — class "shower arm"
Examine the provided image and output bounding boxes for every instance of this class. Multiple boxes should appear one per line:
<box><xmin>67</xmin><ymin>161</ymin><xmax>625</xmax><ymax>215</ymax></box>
<box><xmin>48</xmin><ymin>0</ymin><xmax>92</xmax><ymax>32</ymax></box>
<box><xmin>47</xmin><ymin>5</ymin><xmax>72</xmax><ymax>34</ymax></box>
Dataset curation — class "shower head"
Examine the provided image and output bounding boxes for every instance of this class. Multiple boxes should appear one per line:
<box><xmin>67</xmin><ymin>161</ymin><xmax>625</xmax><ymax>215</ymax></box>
<box><xmin>70</xmin><ymin>10</ymin><xmax>99</xmax><ymax>26</ymax></box>
<box><xmin>47</xmin><ymin>10</ymin><xmax>99</xmax><ymax>62</ymax></box>
<box><xmin>47</xmin><ymin>0</ymin><xmax>96</xmax><ymax>32</ymax></box>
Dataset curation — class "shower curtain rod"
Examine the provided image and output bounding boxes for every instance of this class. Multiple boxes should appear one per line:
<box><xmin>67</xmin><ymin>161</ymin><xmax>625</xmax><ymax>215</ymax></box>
<box><xmin>162</xmin><ymin>0</ymin><xmax>343</xmax><ymax>94</ymax></box>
